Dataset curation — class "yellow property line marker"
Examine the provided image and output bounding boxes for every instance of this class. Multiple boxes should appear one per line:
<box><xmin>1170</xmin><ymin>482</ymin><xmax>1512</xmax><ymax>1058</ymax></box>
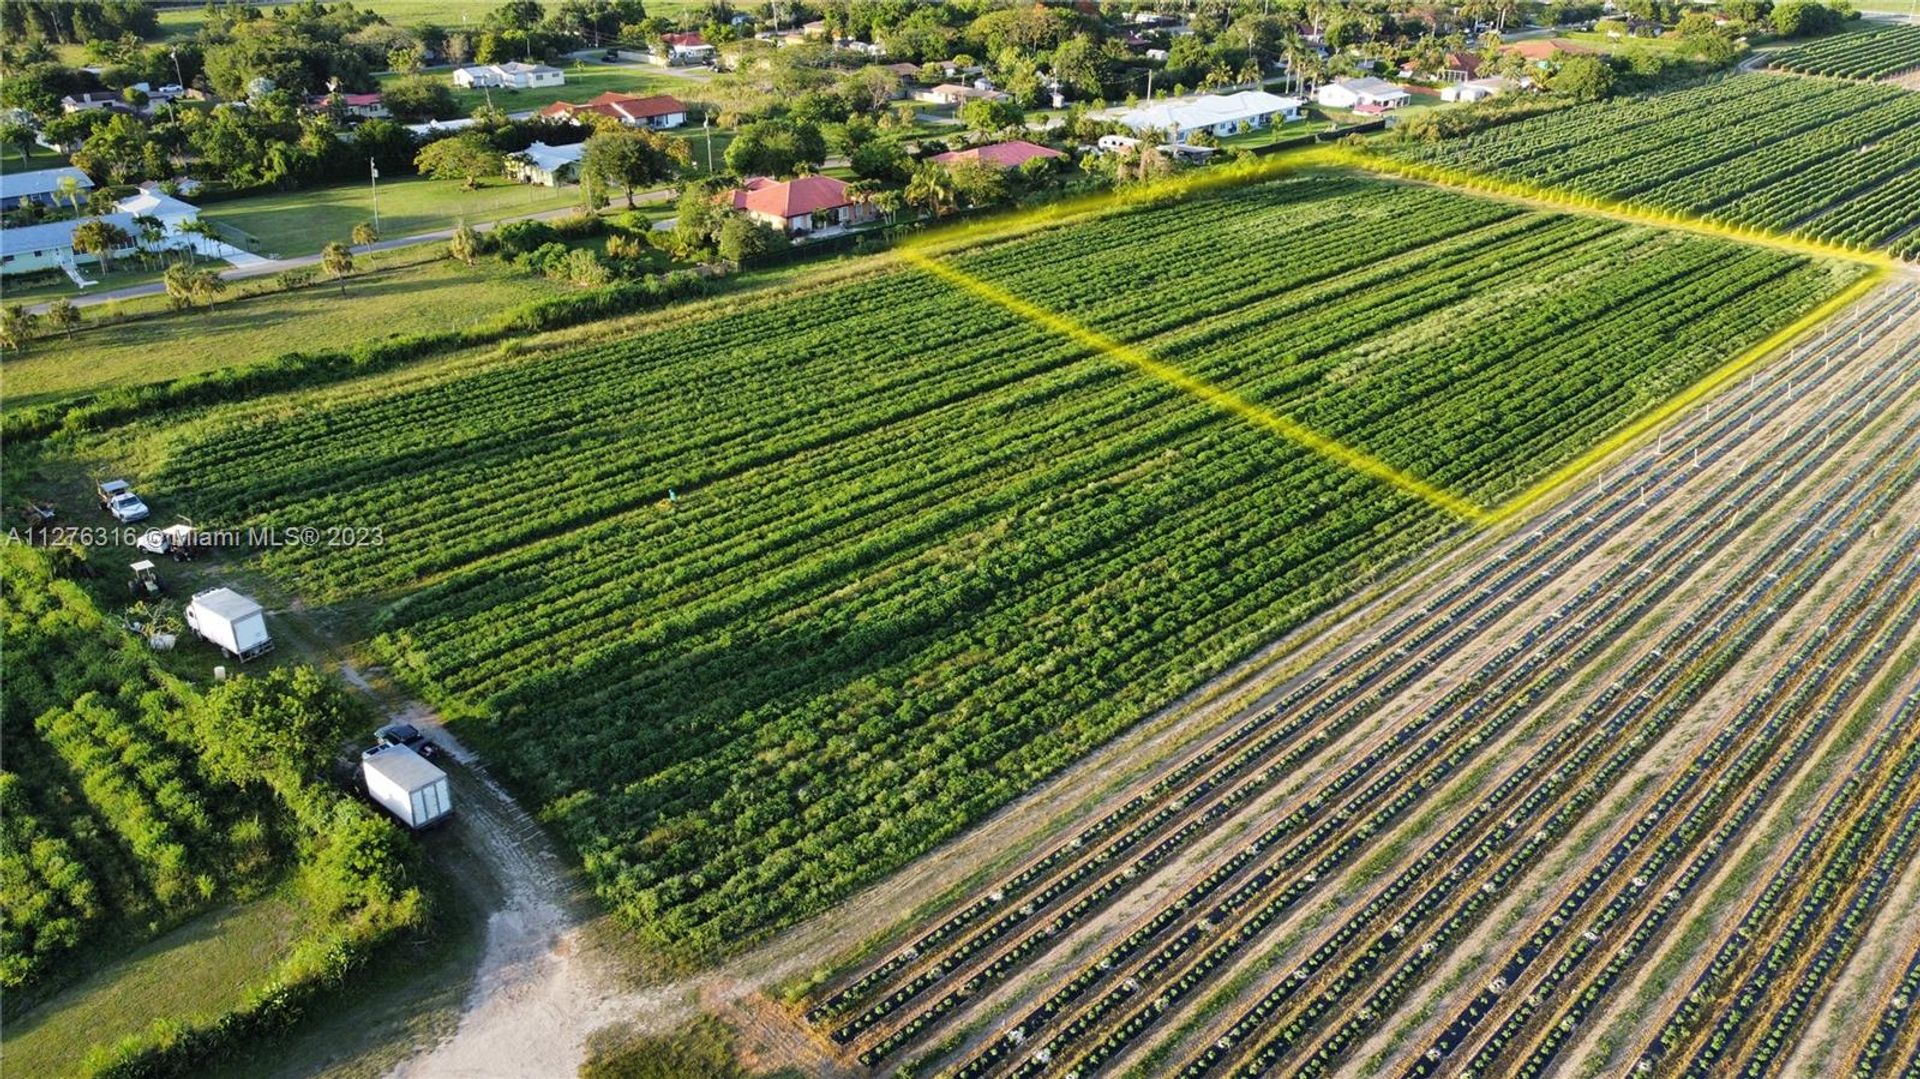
<box><xmin>895</xmin><ymin>246</ymin><xmax>1493</xmax><ymax>523</ymax></box>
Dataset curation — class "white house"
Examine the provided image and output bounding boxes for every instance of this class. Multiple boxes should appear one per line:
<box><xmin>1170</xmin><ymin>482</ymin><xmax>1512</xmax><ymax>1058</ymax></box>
<box><xmin>508</xmin><ymin>141</ymin><xmax>586</xmax><ymax>186</ymax></box>
<box><xmin>1116</xmin><ymin>90</ymin><xmax>1304</xmax><ymax>139</ymax></box>
<box><xmin>1315</xmin><ymin>77</ymin><xmax>1412</xmax><ymax>111</ymax></box>
<box><xmin>1</xmin><ymin>165</ymin><xmax>94</xmax><ymax>209</ymax></box>
<box><xmin>917</xmin><ymin>83</ymin><xmax>1009</xmax><ymax>106</ymax></box>
<box><xmin>453</xmin><ymin>61</ymin><xmax>565</xmax><ymax>89</ymax></box>
<box><xmin>0</xmin><ymin>188</ymin><xmax>226</xmax><ymax>277</ymax></box>
<box><xmin>1441</xmin><ymin>76</ymin><xmax>1517</xmax><ymax>103</ymax></box>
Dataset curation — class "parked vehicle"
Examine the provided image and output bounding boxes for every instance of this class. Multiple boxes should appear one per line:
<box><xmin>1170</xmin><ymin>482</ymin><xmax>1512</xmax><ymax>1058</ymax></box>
<box><xmin>127</xmin><ymin>560</ymin><xmax>163</xmax><ymax>598</ymax></box>
<box><xmin>184</xmin><ymin>587</ymin><xmax>273</xmax><ymax>660</ymax></box>
<box><xmin>361</xmin><ymin>744</ymin><xmax>452</xmax><ymax>829</ymax></box>
<box><xmin>97</xmin><ymin>480</ymin><xmax>150</xmax><ymax>523</ymax></box>
<box><xmin>136</xmin><ymin>522</ymin><xmax>201</xmax><ymax>561</ymax></box>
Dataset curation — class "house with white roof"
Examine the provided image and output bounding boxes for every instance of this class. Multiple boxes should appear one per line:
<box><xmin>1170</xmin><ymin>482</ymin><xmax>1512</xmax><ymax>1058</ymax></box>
<box><xmin>1115</xmin><ymin>91</ymin><xmax>1304</xmax><ymax>140</ymax></box>
<box><xmin>508</xmin><ymin>141</ymin><xmax>587</xmax><ymax>186</ymax></box>
<box><xmin>453</xmin><ymin>61</ymin><xmax>565</xmax><ymax>89</ymax></box>
<box><xmin>1441</xmin><ymin>76</ymin><xmax>1519</xmax><ymax>103</ymax></box>
<box><xmin>1</xmin><ymin>166</ymin><xmax>95</xmax><ymax>209</ymax></box>
<box><xmin>1</xmin><ymin>186</ymin><xmax>229</xmax><ymax>278</ymax></box>
<box><xmin>1315</xmin><ymin>77</ymin><xmax>1412</xmax><ymax>112</ymax></box>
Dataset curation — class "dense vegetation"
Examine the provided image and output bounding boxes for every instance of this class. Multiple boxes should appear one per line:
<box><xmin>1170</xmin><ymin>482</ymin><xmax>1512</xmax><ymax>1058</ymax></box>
<box><xmin>1392</xmin><ymin>73</ymin><xmax>1920</xmax><ymax>258</ymax></box>
<box><xmin>0</xmin><ymin>544</ymin><xmax>424</xmax><ymax>1073</ymax></box>
<box><xmin>110</xmin><ymin>177</ymin><xmax>1858</xmax><ymax>958</ymax></box>
<box><xmin>1769</xmin><ymin>23</ymin><xmax>1920</xmax><ymax>80</ymax></box>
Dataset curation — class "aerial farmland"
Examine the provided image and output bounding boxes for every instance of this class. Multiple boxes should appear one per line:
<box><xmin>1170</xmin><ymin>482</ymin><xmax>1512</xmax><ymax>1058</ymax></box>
<box><xmin>4</xmin><ymin>3</ymin><xmax>1920</xmax><ymax>1079</ymax></box>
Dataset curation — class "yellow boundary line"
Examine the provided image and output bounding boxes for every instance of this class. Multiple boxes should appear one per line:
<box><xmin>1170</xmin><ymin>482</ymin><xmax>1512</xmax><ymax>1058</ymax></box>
<box><xmin>895</xmin><ymin>247</ymin><xmax>1493</xmax><ymax>522</ymax></box>
<box><xmin>899</xmin><ymin>144</ymin><xmax>1896</xmax><ymax>530</ymax></box>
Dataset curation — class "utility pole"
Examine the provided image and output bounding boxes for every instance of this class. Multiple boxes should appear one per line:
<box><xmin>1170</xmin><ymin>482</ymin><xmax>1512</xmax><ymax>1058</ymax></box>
<box><xmin>704</xmin><ymin>114</ymin><xmax>714</xmax><ymax>174</ymax></box>
<box><xmin>370</xmin><ymin>158</ymin><xmax>381</xmax><ymax>233</ymax></box>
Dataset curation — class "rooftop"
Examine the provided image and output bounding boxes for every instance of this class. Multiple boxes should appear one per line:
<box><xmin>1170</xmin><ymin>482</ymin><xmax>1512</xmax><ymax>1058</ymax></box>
<box><xmin>929</xmin><ymin>140</ymin><xmax>1065</xmax><ymax>169</ymax></box>
<box><xmin>0</xmin><ymin>165</ymin><xmax>95</xmax><ymax>201</ymax></box>
<box><xmin>734</xmin><ymin>174</ymin><xmax>853</xmax><ymax>218</ymax></box>
<box><xmin>363</xmin><ymin>743</ymin><xmax>447</xmax><ymax>791</ymax></box>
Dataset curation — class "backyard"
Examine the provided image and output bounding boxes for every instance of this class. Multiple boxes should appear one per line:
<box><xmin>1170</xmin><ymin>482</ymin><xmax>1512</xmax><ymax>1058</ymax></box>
<box><xmin>201</xmin><ymin>175</ymin><xmax>585</xmax><ymax>257</ymax></box>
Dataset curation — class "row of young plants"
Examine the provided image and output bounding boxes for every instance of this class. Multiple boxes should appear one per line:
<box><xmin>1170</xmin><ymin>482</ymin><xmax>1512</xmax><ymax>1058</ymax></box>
<box><xmin>1850</xmin><ymin>880</ymin><xmax>1920</xmax><ymax>1077</ymax></box>
<box><xmin>1409</xmin><ymin>513</ymin><xmax>1920</xmax><ymax>1079</ymax></box>
<box><xmin>1394</xmin><ymin>74</ymin><xmax>1920</xmax><ymax>255</ymax></box>
<box><xmin>1181</xmin><ymin>377</ymin><xmax>1920</xmax><ymax>1078</ymax></box>
<box><xmin>1219</xmin><ymin>446</ymin><xmax>1920</xmax><ymax>1079</ymax></box>
<box><xmin>1630</xmin><ymin>608</ymin><xmax>1920</xmax><ymax>1074</ymax></box>
<box><xmin>1494</xmin><ymin>688</ymin><xmax>1920</xmax><ymax>1078</ymax></box>
<box><xmin>1770</xmin><ymin>24</ymin><xmax>1920</xmax><ymax>80</ymax></box>
<box><xmin>959</xmin><ymin>313</ymin><xmax>1918</xmax><ymax>1078</ymax></box>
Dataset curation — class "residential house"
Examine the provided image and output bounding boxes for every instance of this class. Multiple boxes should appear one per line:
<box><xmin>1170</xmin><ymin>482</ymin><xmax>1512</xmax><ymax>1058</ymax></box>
<box><xmin>508</xmin><ymin>141</ymin><xmax>586</xmax><ymax>186</ymax></box>
<box><xmin>728</xmin><ymin>175</ymin><xmax>874</xmax><ymax>236</ymax></box>
<box><xmin>1117</xmin><ymin>90</ymin><xmax>1304</xmax><ymax>139</ymax></box>
<box><xmin>883</xmin><ymin>61</ymin><xmax>921</xmax><ymax>81</ymax></box>
<box><xmin>60</xmin><ymin>91</ymin><xmax>135</xmax><ymax>115</ymax></box>
<box><xmin>1501</xmin><ymin>39</ymin><xmax>1596</xmax><ymax>66</ymax></box>
<box><xmin>928</xmin><ymin>140</ymin><xmax>1065</xmax><ymax>170</ymax></box>
<box><xmin>1</xmin><ymin>189</ymin><xmax>215</xmax><ymax>276</ymax></box>
<box><xmin>453</xmin><ymin>61</ymin><xmax>565</xmax><ymax>89</ymax></box>
<box><xmin>1314</xmin><ymin>77</ymin><xmax>1412</xmax><ymax>111</ymax></box>
<box><xmin>1</xmin><ymin>166</ymin><xmax>94</xmax><ymax>210</ymax></box>
<box><xmin>917</xmin><ymin>83</ymin><xmax>1010</xmax><ymax>106</ymax></box>
<box><xmin>1403</xmin><ymin>50</ymin><xmax>1483</xmax><ymax>81</ymax></box>
<box><xmin>313</xmin><ymin>91</ymin><xmax>390</xmax><ymax>118</ymax></box>
<box><xmin>1440</xmin><ymin>76</ymin><xmax>1518</xmax><ymax>102</ymax></box>
<box><xmin>539</xmin><ymin>91</ymin><xmax>687</xmax><ymax>128</ymax></box>
<box><xmin>657</xmin><ymin>31</ymin><xmax>716</xmax><ymax>65</ymax></box>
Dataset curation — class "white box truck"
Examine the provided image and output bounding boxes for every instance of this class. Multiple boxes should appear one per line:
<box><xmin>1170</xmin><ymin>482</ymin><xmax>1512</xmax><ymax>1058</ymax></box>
<box><xmin>362</xmin><ymin>744</ymin><xmax>453</xmax><ymax>829</ymax></box>
<box><xmin>185</xmin><ymin>588</ymin><xmax>273</xmax><ymax>661</ymax></box>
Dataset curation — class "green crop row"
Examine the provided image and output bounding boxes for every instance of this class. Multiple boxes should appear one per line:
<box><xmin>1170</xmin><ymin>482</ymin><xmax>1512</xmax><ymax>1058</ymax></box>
<box><xmin>1394</xmin><ymin>74</ymin><xmax>1920</xmax><ymax>255</ymax></box>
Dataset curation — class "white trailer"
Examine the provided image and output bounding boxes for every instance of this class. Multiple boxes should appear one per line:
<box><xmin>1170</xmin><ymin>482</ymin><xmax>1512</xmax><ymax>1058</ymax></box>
<box><xmin>185</xmin><ymin>587</ymin><xmax>273</xmax><ymax>661</ymax></box>
<box><xmin>361</xmin><ymin>744</ymin><xmax>453</xmax><ymax>829</ymax></box>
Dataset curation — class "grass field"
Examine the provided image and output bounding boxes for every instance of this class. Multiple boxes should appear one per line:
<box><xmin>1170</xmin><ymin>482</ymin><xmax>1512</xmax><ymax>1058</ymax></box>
<box><xmin>201</xmin><ymin>176</ymin><xmax>584</xmax><ymax>256</ymax></box>
<box><xmin>2</xmin><ymin>896</ymin><xmax>302</xmax><ymax>1079</ymax></box>
<box><xmin>379</xmin><ymin>64</ymin><xmax>699</xmax><ymax>116</ymax></box>
<box><xmin>58</xmin><ymin>173</ymin><xmax>1861</xmax><ymax>961</ymax></box>
<box><xmin>1</xmin><ymin>256</ymin><xmax>566</xmax><ymax>408</ymax></box>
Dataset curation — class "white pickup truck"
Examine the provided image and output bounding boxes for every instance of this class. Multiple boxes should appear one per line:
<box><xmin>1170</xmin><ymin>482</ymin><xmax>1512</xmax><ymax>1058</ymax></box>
<box><xmin>97</xmin><ymin>479</ymin><xmax>150</xmax><ymax>523</ymax></box>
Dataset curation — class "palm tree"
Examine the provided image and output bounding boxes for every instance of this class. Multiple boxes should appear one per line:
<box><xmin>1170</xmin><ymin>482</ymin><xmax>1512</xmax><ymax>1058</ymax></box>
<box><xmin>0</xmin><ymin>305</ymin><xmax>35</xmax><ymax>352</ymax></box>
<box><xmin>53</xmin><ymin>174</ymin><xmax>84</xmax><ymax>216</ymax></box>
<box><xmin>351</xmin><ymin>221</ymin><xmax>379</xmax><ymax>249</ymax></box>
<box><xmin>905</xmin><ymin>164</ymin><xmax>957</xmax><ymax>219</ymax></box>
<box><xmin>45</xmin><ymin>298</ymin><xmax>80</xmax><ymax>339</ymax></box>
<box><xmin>873</xmin><ymin>189</ymin><xmax>905</xmax><ymax>225</ymax></box>
<box><xmin>71</xmin><ymin>219</ymin><xmax>133</xmax><ymax>273</ymax></box>
<box><xmin>164</xmin><ymin>261</ymin><xmax>196</xmax><ymax>310</ymax></box>
<box><xmin>844</xmin><ymin>179</ymin><xmax>882</xmax><ymax>223</ymax></box>
<box><xmin>188</xmin><ymin>268</ymin><xmax>227</xmax><ymax>314</ymax></box>
<box><xmin>132</xmin><ymin>214</ymin><xmax>166</xmax><ymax>268</ymax></box>
<box><xmin>322</xmin><ymin>242</ymin><xmax>355</xmax><ymax>293</ymax></box>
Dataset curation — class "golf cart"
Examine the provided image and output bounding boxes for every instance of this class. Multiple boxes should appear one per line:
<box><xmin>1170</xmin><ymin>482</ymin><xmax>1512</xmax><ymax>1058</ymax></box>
<box><xmin>137</xmin><ymin>521</ymin><xmax>202</xmax><ymax>561</ymax></box>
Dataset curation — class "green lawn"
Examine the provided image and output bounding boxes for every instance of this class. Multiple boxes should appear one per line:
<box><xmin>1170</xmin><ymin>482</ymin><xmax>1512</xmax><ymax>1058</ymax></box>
<box><xmin>1</xmin><ymin>142</ymin><xmax>73</xmax><ymax>170</ymax></box>
<box><xmin>2</xmin><ymin>257</ymin><xmax>567</xmax><ymax>408</ymax></box>
<box><xmin>202</xmin><ymin>176</ymin><xmax>583</xmax><ymax>256</ymax></box>
<box><xmin>380</xmin><ymin>63</ymin><xmax>698</xmax><ymax>116</ymax></box>
<box><xmin>4</xmin><ymin>264</ymin><xmax>168</xmax><ymax>303</ymax></box>
<box><xmin>2</xmin><ymin>895</ymin><xmax>302</xmax><ymax>1079</ymax></box>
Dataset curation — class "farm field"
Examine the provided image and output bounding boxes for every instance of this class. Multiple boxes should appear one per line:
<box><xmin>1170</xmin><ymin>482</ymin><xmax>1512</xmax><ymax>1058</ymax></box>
<box><xmin>68</xmin><ymin>174</ymin><xmax>1869</xmax><ymax>966</ymax></box>
<box><xmin>1391</xmin><ymin>74</ymin><xmax>1920</xmax><ymax>259</ymax></box>
<box><xmin>1769</xmin><ymin>23</ymin><xmax>1920</xmax><ymax>80</ymax></box>
<box><xmin>798</xmin><ymin>282</ymin><xmax>1920</xmax><ymax>1079</ymax></box>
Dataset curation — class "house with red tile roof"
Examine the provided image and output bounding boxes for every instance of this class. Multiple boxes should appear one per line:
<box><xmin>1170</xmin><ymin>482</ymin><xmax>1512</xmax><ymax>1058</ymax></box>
<box><xmin>727</xmin><ymin>175</ymin><xmax>875</xmax><ymax>235</ymax></box>
<box><xmin>1501</xmin><ymin>38</ymin><xmax>1596</xmax><ymax>64</ymax></box>
<box><xmin>928</xmin><ymin>140</ymin><xmax>1065</xmax><ymax>170</ymax></box>
<box><xmin>539</xmin><ymin>92</ymin><xmax>688</xmax><ymax>128</ymax></box>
